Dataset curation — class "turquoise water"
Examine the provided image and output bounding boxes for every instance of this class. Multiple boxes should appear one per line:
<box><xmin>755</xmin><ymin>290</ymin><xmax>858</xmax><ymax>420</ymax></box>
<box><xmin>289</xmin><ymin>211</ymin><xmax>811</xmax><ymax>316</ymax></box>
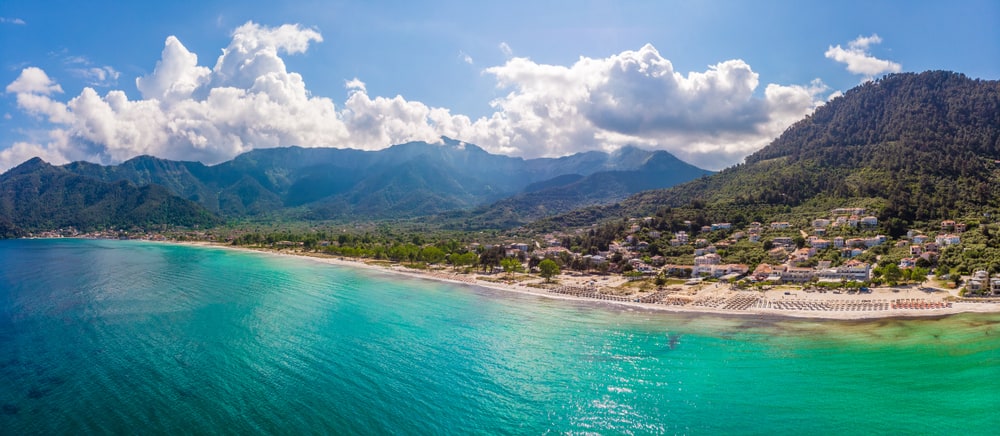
<box><xmin>0</xmin><ymin>239</ymin><xmax>997</xmax><ymax>434</ymax></box>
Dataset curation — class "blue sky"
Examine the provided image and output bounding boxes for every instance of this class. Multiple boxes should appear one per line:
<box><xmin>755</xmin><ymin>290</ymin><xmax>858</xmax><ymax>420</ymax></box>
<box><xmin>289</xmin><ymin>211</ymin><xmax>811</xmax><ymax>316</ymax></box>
<box><xmin>1</xmin><ymin>0</ymin><xmax>998</xmax><ymax>171</ymax></box>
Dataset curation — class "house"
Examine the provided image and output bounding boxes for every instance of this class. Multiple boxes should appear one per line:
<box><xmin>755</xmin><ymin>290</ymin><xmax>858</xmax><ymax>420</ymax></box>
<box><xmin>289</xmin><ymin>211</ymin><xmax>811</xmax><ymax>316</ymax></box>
<box><xmin>810</xmin><ymin>238</ymin><xmax>831</xmax><ymax>249</ymax></box>
<box><xmin>780</xmin><ymin>267</ymin><xmax>816</xmax><ymax>283</ymax></box>
<box><xmin>864</xmin><ymin>235</ymin><xmax>887</xmax><ymax>247</ymax></box>
<box><xmin>692</xmin><ymin>254</ymin><xmax>722</xmax><ymax>276</ymax></box>
<box><xmin>833</xmin><ymin>237</ymin><xmax>845</xmax><ymax>248</ymax></box>
<box><xmin>913</xmin><ymin>234</ymin><xmax>928</xmax><ymax>244</ymax></box>
<box><xmin>898</xmin><ymin>258</ymin><xmax>917</xmax><ymax>269</ymax></box>
<box><xmin>789</xmin><ymin>247</ymin><xmax>817</xmax><ymax>263</ymax></box>
<box><xmin>941</xmin><ymin>220</ymin><xmax>956</xmax><ymax>230</ymax></box>
<box><xmin>967</xmin><ymin>270</ymin><xmax>989</xmax><ymax>292</ymax></box>
<box><xmin>935</xmin><ymin>234</ymin><xmax>961</xmax><ymax>246</ymax></box>
<box><xmin>695</xmin><ymin>263</ymin><xmax>749</xmax><ymax>279</ymax></box>
<box><xmin>701</xmin><ymin>226</ymin><xmax>712</xmax><ymax>233</ymax></box>
<box><xmin>812</xmin><ymin>218</ymin><xmax>831</xmax><ymax>228</ymax></box>
<box><xmin>910</xmin><ymin>245</ymin><xmax>923</xmax><ymax>256</ymax></box>
<box><xmin>773</xmin><ymin>236</ymin><xmax>794</xmax><ymax>246</ymax></box>
<box><xmin>834</xmin><ymin>260</ymin><xmax>871</xmax><ymax>281</ymax></box>
<box><xmin>769</xmin><ymin>247</ymin><xmax>789</xmax><ymax>260</ymax></box>
<box><xmin>860</xmin><ymin>216</ymin><xmax>879</xmax><ymax>227</ymax></box>
<box><xmin>817</xmin><ymin>260</ymin><xmax>871</xmax><ymax>282</ymax></box>
<box><xmin>540</xmin><ymin>246</ymin><xmax>571</xmax><ymax>256</ymax></box>
<box><xmin>846</xmin><ymin>238</ymin><xmax>867</xmax><ymax>248</ymax></box>
<box><xmin>771</xmin><ymin>222</ymin><xmax>791</xmax><ymax>230</ymax></box>
<box><xmin>813</xmin><ymin>228</ymin><xmax>827</xmax><ymax>236</ymax></box>
<box><xmin>841</xmin><ymin>248</ymin><xmax>864</xmax><ymax>258</ymax></box>
<box><xmin>955</xmin><ymin>222</ymin><xmax>967</xmax><ymax>233</ymax></box>
<box><xmin>711</xmin><ymin>223</ymin><xmax>732</xmax><ymax>231</ymax></box>
<box><xmin>694</xmin><ymin>253</ymin><xmax>722</xmax><ymax>265</ymax></box>
<box><xmin>629</xmin><ymin>258</ymin><xmax>655</xmax><ymax>274</ymax></box>
<box><xmin>648</xmin><ymin>230</ymin><xmax>661</xmax><ymax>239</ymax></box>
<box><xmin>752</xmin><ymin>263</ymin><xmax>774</xmax><ymax>281</ymax></box>
<box><xmin>662</xmin><ymin>264</ymin><xmax>692</xmax><ymax>277</ymax></box>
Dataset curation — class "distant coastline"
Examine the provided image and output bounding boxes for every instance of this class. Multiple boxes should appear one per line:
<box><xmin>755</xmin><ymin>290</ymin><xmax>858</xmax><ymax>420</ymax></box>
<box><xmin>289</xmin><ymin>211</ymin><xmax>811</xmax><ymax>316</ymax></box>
<box><xmin>162</xmin><ymin>239</ymin><xmax>1000</xmax><ymax>321</ymax></box>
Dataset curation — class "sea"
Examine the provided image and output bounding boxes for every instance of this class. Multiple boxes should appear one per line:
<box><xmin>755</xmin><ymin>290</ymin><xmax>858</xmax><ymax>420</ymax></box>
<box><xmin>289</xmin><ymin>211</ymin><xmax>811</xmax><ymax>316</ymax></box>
<box><xmin>0</xmin><ymin>238</ymin><xmax>997</xmax><ymax>435</ymax></box>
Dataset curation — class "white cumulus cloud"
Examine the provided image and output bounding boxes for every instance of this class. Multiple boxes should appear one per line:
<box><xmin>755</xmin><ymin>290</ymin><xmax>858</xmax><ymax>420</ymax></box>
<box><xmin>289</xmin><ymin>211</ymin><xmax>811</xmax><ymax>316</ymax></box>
<box><xmin>467</xmin><ymin>44</ymin><xmax>828</xmax><ymax>167</ymax></box>
<box><xmin>6</xmin><ymin>67</ymin><xmax>64</xmax><ymax>95</ymax></box>
<box><xmin>1</xmin><ymin>21</ymin><xmax>828</xmax><ymax>173</ymax></box>
<box><xmin>825</xmin><ymin>34</ymin><xmax>901</xmax><ymax>79</ymax></box>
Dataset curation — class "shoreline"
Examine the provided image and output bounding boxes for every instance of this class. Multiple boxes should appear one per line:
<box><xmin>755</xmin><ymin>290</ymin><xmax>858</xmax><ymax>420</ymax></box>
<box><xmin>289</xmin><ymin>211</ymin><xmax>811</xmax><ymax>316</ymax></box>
<box><xmin>165</xmin><ymin>240</ymin><xmax>1000</xmax><ymax>321</ymax></box>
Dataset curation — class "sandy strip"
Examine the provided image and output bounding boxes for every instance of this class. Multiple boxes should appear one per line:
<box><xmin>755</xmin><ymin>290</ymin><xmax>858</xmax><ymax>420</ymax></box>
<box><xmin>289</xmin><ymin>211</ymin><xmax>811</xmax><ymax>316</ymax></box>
<box><xmin>169</xmin><ymin>241</ymin><xmax>1000</xmax><ymax>321</ymax></box>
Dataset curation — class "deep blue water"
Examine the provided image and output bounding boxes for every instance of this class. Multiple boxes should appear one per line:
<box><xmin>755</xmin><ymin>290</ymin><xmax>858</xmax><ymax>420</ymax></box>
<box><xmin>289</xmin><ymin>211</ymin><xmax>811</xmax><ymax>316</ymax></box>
<box><xmin>0</xmin><ymin>239</ymin><xmax>998</xmax><ymax>434</ymax></box>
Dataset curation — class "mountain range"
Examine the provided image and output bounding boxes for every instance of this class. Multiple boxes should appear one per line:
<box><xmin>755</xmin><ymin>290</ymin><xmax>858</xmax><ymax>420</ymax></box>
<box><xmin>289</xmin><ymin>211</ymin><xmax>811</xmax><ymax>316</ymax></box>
<box><xmin>4</xmin><ymin>71</ymin><xmax>997</xmax><ymax>237</ymax></box>
<box><xmin>0</xmin><ymin>137</ymin><xmax>710</xmax><ymax>233</ymax></box>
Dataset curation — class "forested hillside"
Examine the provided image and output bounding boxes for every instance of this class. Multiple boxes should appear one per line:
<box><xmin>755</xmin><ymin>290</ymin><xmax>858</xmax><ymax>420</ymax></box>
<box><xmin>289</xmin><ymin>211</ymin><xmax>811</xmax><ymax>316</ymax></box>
<box><xmin>541</xmin><ymin>71</ymin><xmax>1000</xmax><ymax>233</ymax></box>
<box><xmin>0</xmin><ymin>158</ymin><xmax>221</xmax><ymax>233</ymax></box>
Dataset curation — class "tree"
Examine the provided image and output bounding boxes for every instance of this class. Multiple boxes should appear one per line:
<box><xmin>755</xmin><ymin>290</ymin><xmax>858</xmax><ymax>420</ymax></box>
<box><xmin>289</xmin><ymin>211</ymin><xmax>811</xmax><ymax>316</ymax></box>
<box><xmin>654</xmin><ymin>274</ymin><xmax>667</xmax><ymax>287</ymax></box>
<box><xmin>501</xmin><ymin>257</ymin><xmax>523</xmax><ymax>277</ymax></box>
<box><xmin>451</xmin><ymin>252</ymin><xmax>477</xmax><ymax>271</ymax></box>
<box><xmin>419</xmin><ymin>246</ymin><xmax>446</xmax><ymax>264</ymax></box>
<box><xmin>882</xmin><ymin>263</ymin><xmax>903</xmax><ymax>285</ymax></box>
<box><xmin>793</xmin><ymin>235</ymin><xmax>806</xmax><ymax>249</ymax></box>
<box><xmin>538</xmin><ymin>258</ymin><xmax>560</xmax><ymax>282</ymax></box>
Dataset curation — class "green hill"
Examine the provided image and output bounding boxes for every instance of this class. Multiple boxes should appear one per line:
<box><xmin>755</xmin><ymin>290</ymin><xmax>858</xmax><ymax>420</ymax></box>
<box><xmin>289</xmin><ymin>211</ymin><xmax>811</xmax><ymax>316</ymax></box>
<box><xmin>0</xmin><ymin>158</ymin><xmax>220</xmax><ymax>233</ymax></box>
<box><xmin>538</xmin><ymin>71</ymin><xmax>1000</xmax><ymax>234</ymax></box>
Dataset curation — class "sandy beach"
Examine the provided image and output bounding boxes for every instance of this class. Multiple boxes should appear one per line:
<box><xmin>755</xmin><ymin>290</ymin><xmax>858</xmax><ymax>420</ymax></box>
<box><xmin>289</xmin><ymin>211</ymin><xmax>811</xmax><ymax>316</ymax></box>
<box><xmin>175</xmin><ymin>241</ymin><xmax>1000</xmax><ymax>321</ymax></box>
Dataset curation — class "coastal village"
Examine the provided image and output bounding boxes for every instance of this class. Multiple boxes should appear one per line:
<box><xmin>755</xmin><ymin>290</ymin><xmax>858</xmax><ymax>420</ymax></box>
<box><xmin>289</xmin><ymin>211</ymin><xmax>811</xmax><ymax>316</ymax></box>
<box><xmin>27</xmin><ymin>206</ymin><xmax>1000</xmax><ymax>318</ymax></box>
<box><xmin>536</xmin><ymin>208</ymin><xmax>990</xmax><ymax>291</ymax></box>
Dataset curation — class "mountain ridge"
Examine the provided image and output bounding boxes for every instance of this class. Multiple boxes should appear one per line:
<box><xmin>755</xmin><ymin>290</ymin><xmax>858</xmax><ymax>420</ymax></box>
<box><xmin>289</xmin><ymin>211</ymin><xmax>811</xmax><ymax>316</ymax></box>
<box><xmin>1</xmin><ymin>138</ymin><xmax>711</xmax><ymax>231</ymax></box>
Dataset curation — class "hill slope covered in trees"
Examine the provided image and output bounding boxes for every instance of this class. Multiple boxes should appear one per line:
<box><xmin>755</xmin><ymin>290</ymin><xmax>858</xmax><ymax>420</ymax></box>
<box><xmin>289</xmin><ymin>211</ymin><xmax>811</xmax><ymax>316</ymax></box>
<box><xmin>539</xmin><ymin>71</ymin><xmax>1000</xmax><ymax>235</ymax></box>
